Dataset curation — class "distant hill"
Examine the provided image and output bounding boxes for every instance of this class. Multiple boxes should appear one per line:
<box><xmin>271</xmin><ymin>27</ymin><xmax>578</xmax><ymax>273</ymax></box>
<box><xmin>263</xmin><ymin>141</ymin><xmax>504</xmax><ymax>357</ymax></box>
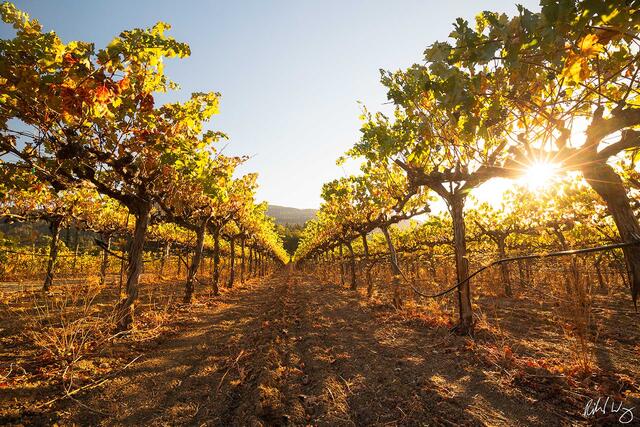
<box><xmin>267</xmin><ymin>205</ymin><xmax>317</xmax><ymax>226</ymax></box>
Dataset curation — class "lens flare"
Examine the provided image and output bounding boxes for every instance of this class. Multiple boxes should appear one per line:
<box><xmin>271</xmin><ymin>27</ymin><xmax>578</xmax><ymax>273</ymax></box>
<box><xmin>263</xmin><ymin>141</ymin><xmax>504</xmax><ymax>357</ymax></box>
<box><xmin>522</xmin><ymin>162</ymin><xmax>558</xmax><ymax>190</ymax></box>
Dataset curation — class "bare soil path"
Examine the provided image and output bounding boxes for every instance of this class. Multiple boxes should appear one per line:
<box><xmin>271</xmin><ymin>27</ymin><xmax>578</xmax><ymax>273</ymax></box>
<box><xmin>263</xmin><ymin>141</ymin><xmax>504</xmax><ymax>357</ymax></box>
<box><xmin>59</xmin><ymin>271</ymin><xmax>597</xmax><ymax>426</ymax></box>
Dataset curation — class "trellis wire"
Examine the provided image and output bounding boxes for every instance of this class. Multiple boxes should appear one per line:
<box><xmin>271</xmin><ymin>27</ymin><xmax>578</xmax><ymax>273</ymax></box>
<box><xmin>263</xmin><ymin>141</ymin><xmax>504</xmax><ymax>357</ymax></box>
<box><xmin>388</xmin><ymin>240</ymin><xmax>640</xmax><ymax>300</ymax></box>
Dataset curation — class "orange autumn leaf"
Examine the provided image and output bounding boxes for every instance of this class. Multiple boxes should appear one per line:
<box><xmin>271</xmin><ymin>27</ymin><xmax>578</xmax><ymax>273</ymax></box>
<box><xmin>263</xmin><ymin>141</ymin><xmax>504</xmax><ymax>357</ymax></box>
<box><xmin>95</xmin><ymin>85</ymin><xmax>111</xmax><ymax>103</ymax></box>
<box><xmin>503</xmin><ymin>345</ymin><xmax>513</xmax><ymax>360</ymax></box>
<box><xmin>140</xmin><ymin>93</ymin><xmax>155</xmax><ymax>111</ymax></box>
<box><xmin>62</xmin><ymin>52</ymin><xmax>77</xmax><ymax>66</ymax></box>
<box><xmin>118</xmin><ymin>77</ymin><xmax>130</xmax><ymax>92</ymax></box>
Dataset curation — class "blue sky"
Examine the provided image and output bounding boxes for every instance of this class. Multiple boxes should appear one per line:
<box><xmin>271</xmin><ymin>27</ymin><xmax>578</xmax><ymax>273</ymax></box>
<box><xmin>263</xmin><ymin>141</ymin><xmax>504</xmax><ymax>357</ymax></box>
<box><xmin>3</xmin><ymin>0</ymin><xmax>540</xmax><ymax>208</ymax></box>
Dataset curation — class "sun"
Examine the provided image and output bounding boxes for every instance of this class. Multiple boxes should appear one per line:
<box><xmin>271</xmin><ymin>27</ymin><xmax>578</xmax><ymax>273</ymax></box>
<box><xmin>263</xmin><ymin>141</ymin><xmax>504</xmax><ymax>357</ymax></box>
<box><xmin>522</xmin><ymin>162</ymin><xmax>559</xmax><ymax>190</ymax></box>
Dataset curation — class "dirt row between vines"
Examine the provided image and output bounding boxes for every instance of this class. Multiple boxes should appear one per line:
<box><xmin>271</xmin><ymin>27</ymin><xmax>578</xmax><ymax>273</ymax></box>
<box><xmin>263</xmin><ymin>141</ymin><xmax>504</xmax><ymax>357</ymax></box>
<box><xmin>30</xmin><ymin>270</ymin><xmax>617</xmax><ymax>426</ymax></box>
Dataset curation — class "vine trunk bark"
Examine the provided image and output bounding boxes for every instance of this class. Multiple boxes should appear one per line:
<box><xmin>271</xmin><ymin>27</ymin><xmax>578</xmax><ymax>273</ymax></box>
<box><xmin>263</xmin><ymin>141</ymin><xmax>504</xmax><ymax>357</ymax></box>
<box><xmin>117</xmin><ymin>202</ymin><xmax>151</xmax><ymax>331</ymax></box>
<box><xmin>582</xmin><ymin>162</ymin><xmax>640</xmax><ymax>305</ymax></box>
<box><xmin>346</xmin><ymin>240</ymin><xmax>357</xmax><ymax>290</ymax></box>
<box><xmin>381</xmin><ymin>225</ymin><xmax>402</xmax><ymax>309</ymax></box>
<box><xmin>184</xmin><ymin>223</ymin><xmax>206</xmax><ymax>303</ymax></box>
<box><xmin>212</xmin><ymin>227</ymin><xmax>220</xmax><ymax>296</ymax></box>
<box><xmin>362</xmin><ymin>233</ymin><xmax>373</xmax><ymax>297</ymax></box>
<box><xmin>43</xmin><ymin>216</ymin><xmax>62</xmax><ymax>292</ymax></box>
<box><xmin>99</xmin><ymin>234</ymin><xmax>111</xmax><ymax>287</ymax></box>
<box><xmin>448</xmin><ymin>195</ymin><xmax>473</xmax><ymax>334</ymax></box>
<box><xmin>227</xmin><ymin>237</ymin><xmax>235</xmax><ymax>288</ymax></box>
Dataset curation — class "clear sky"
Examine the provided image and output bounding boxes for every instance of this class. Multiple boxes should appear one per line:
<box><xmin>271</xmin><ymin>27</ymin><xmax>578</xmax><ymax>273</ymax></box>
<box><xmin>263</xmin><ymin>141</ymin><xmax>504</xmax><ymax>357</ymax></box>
<box><xmin>3</xmin><ymin>0</ymin><xmax>540</xmax><ymax>209</ymax></box>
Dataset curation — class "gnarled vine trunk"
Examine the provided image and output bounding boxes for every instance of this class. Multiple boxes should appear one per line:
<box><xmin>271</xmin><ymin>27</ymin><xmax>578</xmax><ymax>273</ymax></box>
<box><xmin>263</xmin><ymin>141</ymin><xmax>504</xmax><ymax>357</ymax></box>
<box><xmin>496</xmin><ymin>237</ymin><xmax>511</xmax><ymax>297</ymax></box>
<box><xmin>212</xmin><ymin>227</ymin><xmax>220</xmax><ymax>296</ymax></box>
<box><xmin>594</xmin><ymin>255</ymin><xmax>608</xmax><ymax>294</ymax></box>
<box><xmin>362</xmin><ymin>233</ymin><xmax>373</xmax><ymax>297</ymax></box>
<box><xmin>72</xmin><ymin>228</ymin><xmax>79</xmax><ymax>273</ymax></box>
<box><xmin>339</xmin><ymin>244</ymin><xmax>345</xmax><ymax>286</ymax></box>
<box><xmin>43</xmin><ymin>216</ymin><xmax>62</xmax><ymax>292</ymax></box>
<box><xmin>346</xmin><ymin>240</ymin><xmax>357</xmax><ymax>290</ymax></box>
<box><xmin>117</xmin><ymin>202</ymin><xmax>151</xmax><ymax>331</ymax></box>
<box><xmin>381</xmin><ymin>225</ymin><xmax>402</xmax><ymax>309</ymax></box>
<box><xmin>184</xmin><ymin>223</ymin><xmax>206</xmax><ymax>303</ymax></box>
<box><xmin>99</xmin><ymin>234</ymin><xmax>112</xmax><ymax>287</ymax></box>
<box><xmin>448</xmin><ymin>195</ymin><xmax>473</xmax><ymax>334</ymax></box>
<box><xmin>240</xmin><ymin>237</ymin><xmax>245</xmax><ymax>283</ymax></box>
<box><xmin>227</xmin><ymin>236</ymin><xmax>235</xmax><ymax>288</ymax></box>
<box><xmin>259</xmin><ymin>251</ymin><xmax>264</xmax><ymax>276</ymax></box>
<box><xmin>582</xmin><ymin>162</ymin><xmax>640</xmax><ymax>305</ymax></box>
<box><xmin>254</xmin><ymin>249</ymin><xmax>258</xmax><ymax>277</ymax></box>
<box><xmin>159</xmin><ymin>241</ymin><xmax>171</xmax><ymax>277</ymax></box>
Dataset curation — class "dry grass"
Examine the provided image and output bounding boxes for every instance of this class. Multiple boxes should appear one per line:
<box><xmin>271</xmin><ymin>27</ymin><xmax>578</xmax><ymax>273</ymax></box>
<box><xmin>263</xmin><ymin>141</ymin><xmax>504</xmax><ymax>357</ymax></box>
<box><xmin>21</xmin><ymin>282</ymin><xmax>116</xmax><ymax>368</ymax></box>
<box><xmin>0</xmin><ymin>272</ymin><xmax>198</xmax><ymax>423</ymax></box>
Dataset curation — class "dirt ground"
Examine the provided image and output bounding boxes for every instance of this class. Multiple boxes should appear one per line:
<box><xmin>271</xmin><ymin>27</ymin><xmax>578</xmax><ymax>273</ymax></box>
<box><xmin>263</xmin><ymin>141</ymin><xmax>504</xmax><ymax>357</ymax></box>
<box><xmin>2</xmin><ymin>270</ymin><xmax>639</xmax><ymax>426</ymax></box>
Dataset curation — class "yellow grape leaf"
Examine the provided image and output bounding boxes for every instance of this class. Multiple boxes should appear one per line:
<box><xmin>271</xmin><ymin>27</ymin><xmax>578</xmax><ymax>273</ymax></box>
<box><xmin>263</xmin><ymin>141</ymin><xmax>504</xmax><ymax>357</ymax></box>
<box><xmin>578</xmin><ymin>34</ymin><xmax>604</xmax><ymax>58</ymax></box>
<box><xmin>561</xmin><ymin>54</ymin><xmax>589</xmax><ymax>83</ymax></box>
